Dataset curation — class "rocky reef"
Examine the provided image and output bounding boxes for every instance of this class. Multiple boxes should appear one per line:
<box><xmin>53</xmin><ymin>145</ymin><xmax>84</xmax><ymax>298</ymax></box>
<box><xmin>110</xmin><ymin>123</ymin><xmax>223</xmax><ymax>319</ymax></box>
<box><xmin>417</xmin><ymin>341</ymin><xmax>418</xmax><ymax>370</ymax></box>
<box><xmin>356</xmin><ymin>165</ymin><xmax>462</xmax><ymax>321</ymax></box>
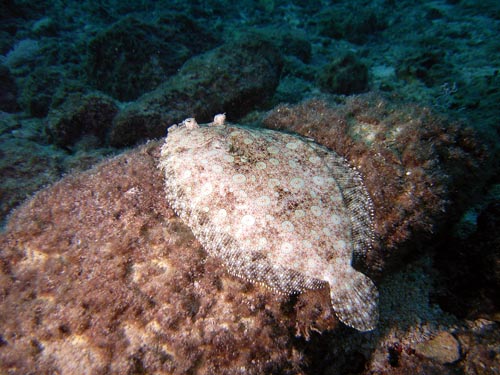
<box><xmin>1</xmin><ymin>98</ymin><xmax>498</xmax><ymax>373</ymax></box>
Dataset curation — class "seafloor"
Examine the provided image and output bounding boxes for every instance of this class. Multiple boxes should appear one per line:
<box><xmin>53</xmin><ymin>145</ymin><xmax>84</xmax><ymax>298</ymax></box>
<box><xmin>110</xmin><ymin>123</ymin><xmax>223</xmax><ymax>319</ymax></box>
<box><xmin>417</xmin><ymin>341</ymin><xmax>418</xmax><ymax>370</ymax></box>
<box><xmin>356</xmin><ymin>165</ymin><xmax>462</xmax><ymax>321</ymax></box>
<box><xmin>0</xmin><ymin>1</ymin><xmax>499</xmax><ymax>374</ymax></box>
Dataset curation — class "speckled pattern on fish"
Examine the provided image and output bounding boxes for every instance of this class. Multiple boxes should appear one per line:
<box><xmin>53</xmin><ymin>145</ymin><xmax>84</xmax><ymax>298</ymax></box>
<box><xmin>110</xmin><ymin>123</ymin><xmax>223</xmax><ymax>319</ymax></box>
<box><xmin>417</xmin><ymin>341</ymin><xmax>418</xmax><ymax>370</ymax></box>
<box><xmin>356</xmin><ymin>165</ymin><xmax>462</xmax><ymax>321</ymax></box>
<box><xmin>159</xmin><ymin>120</ymin><xmax>378</xmax><ymax>331</ymax></box>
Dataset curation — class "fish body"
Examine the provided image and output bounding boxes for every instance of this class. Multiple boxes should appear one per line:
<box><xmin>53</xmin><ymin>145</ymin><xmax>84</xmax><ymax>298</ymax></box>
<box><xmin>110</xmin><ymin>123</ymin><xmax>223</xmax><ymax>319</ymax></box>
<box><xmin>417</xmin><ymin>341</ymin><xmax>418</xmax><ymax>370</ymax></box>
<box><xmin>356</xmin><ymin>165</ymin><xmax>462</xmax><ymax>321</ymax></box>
<box><xmin>159</xmin><ymin>120</ymin><xmax>378</xmax><ymax>331</ymax></box>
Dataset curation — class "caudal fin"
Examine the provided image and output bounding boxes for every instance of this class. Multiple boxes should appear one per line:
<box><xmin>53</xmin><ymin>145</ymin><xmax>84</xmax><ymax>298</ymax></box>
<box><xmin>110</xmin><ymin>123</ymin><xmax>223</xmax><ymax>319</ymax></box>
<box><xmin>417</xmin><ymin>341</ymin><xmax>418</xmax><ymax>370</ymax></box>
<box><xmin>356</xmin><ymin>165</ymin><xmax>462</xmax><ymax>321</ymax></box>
<box><xmin>329</xmin><ymin>268</ymin><xmax>379</xmax><ymax>332</ymax></box>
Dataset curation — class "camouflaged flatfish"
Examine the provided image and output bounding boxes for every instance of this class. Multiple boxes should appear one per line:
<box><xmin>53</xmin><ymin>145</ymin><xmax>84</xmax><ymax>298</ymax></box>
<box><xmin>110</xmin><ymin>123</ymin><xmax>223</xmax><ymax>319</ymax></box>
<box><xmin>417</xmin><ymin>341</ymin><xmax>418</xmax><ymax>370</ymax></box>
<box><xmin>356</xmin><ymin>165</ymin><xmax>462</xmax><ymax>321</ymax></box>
<box><xmin>159</xmin><ymin>117</ymin><xmax>379</xmax><ymax>331</ymax></box>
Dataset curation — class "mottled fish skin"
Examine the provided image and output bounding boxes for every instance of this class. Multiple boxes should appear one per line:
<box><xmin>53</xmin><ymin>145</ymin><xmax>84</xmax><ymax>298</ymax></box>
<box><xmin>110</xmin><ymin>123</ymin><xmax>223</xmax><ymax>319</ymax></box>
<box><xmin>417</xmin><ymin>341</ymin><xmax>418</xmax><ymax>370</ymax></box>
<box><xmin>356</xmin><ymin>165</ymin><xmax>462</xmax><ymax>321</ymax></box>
<box><xmin>159</xmin><ymin>121</ymin><xmax>379</xmax><ymax>331</ymax></box>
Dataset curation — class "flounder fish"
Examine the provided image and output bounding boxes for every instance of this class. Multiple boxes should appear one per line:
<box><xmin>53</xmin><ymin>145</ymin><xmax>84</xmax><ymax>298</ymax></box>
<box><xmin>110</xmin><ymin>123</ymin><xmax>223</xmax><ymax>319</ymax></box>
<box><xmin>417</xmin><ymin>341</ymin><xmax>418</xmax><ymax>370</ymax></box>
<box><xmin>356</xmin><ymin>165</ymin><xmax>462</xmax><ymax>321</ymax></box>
<box><xmin>159</xmin><ymin>116</ymin><xmax>378</xmax><ymax>331</ymax></box>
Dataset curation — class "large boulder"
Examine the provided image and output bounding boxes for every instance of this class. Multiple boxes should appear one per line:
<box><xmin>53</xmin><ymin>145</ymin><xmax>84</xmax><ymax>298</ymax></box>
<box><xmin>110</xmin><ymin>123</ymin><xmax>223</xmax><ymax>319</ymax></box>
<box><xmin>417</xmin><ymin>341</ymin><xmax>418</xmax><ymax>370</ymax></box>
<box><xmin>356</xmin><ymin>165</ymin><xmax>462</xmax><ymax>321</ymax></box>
<box><xmin>46</xmin><ymin>92</ymin><xmax>118</xmax><ymax>147</ymax></box>
<box><xmin>85</xmin><ymin>16</ymin><xmax>218</xmax><ymax>102</ymax></box>
<box><xmin>110</xmin><ymin>37</ymin><xmax>283</xmax><ymax>147</ymax></box>
<box><xmin>316</xmin><ymin>53</ymin><xmax>368</xmax><ymax>95</ymax></box>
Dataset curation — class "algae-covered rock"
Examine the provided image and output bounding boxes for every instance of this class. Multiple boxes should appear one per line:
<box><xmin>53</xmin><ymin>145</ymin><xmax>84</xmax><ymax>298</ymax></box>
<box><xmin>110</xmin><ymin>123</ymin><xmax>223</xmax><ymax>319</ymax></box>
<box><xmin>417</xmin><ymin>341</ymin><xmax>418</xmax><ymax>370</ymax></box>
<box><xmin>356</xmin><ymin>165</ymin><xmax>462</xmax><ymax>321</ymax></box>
<box><xmin>0</xmin><ymin>140</ymin><xmax>335</xmax><ymax>374</ymax></box>
<box><xmin>0</xmin><ymin>114</ymin><xmax>66</xmax><ymax>227</ymax></box>
<box><xmin>86</xmin><ymin>16</ymin><xmax>218</xmax><ymax>102</ymax></box>
<box><xmin>0</xmin><ymin>64</ymin><xmax>19</xmax><ymax>113</ymax></box>
<box><xmin>18</xmin><ymin>66</ymin><xmax>62</xmax><ymax>118</ymax></box>
<box><xmin>315</xmin><ymin>5</ymin><xmax>387</xmax><ymax>44</ymax></box>
<box><xmin>415</xmin><ymin>331</ymin><xmax>461</xmax><ymax>364</ymax></box>
<box><xmin>0</xmin><ymin>112</ymin><xmax>497</xmax><ymax>374</ymax></box>
<box><xmin>110</xmin><ymin>37</ymin><xmax>283</xmax><ymax>147</ymax></box>
<box><xmin>46</xmin><ymin>92</ymin><xmax>118</xmax><ymax>147</ymax></box>
<box><xmin>317</xmin><ymin>53</ymin><xmax>368</xmax><ymax>95</ymax></box>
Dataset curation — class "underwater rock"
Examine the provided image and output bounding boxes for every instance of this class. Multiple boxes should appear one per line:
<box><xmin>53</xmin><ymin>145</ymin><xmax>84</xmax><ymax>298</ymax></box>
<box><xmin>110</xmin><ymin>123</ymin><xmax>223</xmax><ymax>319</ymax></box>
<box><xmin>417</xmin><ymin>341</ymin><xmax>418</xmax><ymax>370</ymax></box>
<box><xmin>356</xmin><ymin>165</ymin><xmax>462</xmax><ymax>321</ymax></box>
<box><xmin>0</xmin><ymin>140</ymin><xmax>336</xmax><ymax>375</ymax></box>
<box><xmin>363</xmin><ymin>317</ymin><xmax>500</xmax><ymax>375</ymax></box>
<box><xmin>457</xmin><ymin>319</ymin><xmax>500</xmax><ymax>375</ymax></box>
<box><xmin>396</xmin><ymin>49</ymin><xmax>450</xmax><ymax>87</ymax></box>
<box><xmin>31</xmin><ymin>17</ymin><xmax>58</xmax><ymax>37</ymax></box>
<box><xmin>415</xmin><ymin>331</ymin><xmax>460</xmax><ymax>364</ymax></box>
<box><xmin>4</xmin><ymin>39</ymin><xmax>41</xmax><ymax>69</ymax></box>
<box><xmin>46</xmin><ymin>92</ymin><xmax>118</xmax><ymax>147</ymax></box>
<box><xmin>0</xmin><ymin>109</ymin><xmax>119</xmax><ymax>228</ymax></box>
<box><xmin>279</xmin><ymin>34</ymin><xmax>312</xmax><ymax>64</ymax></box>
<box><xmin>110</xmin><ymin>37</ymin><xmax>283</xmax><ymax>147</ymax></box>
<box><xmin>0</xmin><ymin>108</ymin><xmax>496</xmax><ymax>374</ymax></box>
<box><xmin>18</xmin><ymin>66</ymin><xmax>63</xmax><ymax>118</ymax></box>
<box><xmin>86</xmin><ymin>16</ymin><xmax>218</xmax><ymax>102</ymax></box>
<box><xmin>316</xmin><ymin>53</ymin><xmax>368</xmax><ymax>95</ymax></box>
<box><xmin>0</xmin><ymin>114</ymin><xmax>67</xmax><ymax>227</ymax></box>
<box><xmin>263</xmin><ymin>93</ymin><xmax>490</xmax><ymax>273</ymax></box>
<box><xmin>315</xmin><ymin>5</ymin><xmax>387</xmax><ymax>44</ymax></box>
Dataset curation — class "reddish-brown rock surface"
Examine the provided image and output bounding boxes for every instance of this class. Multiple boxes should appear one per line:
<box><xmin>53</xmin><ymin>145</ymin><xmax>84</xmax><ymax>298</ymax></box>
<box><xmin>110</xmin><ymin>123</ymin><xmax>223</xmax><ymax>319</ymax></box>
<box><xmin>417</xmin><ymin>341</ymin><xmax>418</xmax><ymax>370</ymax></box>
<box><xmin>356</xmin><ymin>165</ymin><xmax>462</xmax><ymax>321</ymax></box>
<box><xmin>0</xmin><ymin>94</ymin><xmax>497</xmax><ymax>375</ymax></box>
<box><xmin>0</xmin><ymin>141</ymin><xmax>335</xmax><ymax>375</ymax></box>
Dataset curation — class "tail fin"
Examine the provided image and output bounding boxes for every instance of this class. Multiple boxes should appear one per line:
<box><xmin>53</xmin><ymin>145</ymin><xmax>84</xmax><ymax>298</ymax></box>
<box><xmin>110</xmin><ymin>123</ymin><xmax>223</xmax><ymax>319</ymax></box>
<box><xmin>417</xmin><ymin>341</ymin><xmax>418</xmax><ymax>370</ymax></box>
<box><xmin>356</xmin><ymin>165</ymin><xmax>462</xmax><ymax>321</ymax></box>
<box><xmin>328</xmin><ymin>268</ymin><xmax>379</xmax><ymax>332</ymax></box>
